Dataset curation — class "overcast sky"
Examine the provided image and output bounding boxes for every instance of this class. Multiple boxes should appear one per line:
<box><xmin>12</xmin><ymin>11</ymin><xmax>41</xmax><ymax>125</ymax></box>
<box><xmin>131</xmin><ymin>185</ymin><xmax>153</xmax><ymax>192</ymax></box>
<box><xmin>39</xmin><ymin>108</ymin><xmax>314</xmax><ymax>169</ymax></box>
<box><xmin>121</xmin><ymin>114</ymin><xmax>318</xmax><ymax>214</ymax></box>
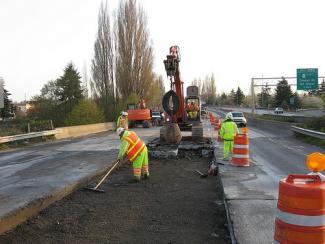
<box><xmin>1</xmin><ymin>0</ymin><xmax>325</xmax><ymax>101</ymax></box>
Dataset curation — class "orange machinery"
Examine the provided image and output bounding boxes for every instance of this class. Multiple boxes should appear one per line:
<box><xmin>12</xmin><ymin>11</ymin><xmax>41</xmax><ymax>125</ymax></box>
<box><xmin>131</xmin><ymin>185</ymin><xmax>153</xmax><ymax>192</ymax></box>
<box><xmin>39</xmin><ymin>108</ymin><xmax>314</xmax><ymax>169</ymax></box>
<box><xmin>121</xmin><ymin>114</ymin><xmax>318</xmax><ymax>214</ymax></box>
<box><xmin>162</xmin><ymin>46</ymin><xmax>203</xmax><ymax>138</ymax></box>
<box><xmin>127</xmin><ymin>100</ymin><xmax>152</xmax><ymax>128</ymax></box>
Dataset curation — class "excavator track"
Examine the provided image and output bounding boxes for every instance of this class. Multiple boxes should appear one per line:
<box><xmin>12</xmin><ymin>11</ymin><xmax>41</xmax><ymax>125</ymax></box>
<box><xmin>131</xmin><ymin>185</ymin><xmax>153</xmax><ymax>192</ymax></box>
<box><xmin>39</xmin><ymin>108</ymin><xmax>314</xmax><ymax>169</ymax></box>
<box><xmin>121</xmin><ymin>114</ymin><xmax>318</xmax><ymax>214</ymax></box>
<box><xmin>192</xmin><ymin>124</ymin><xmax>203</xmax><ymax>140</ymax></box>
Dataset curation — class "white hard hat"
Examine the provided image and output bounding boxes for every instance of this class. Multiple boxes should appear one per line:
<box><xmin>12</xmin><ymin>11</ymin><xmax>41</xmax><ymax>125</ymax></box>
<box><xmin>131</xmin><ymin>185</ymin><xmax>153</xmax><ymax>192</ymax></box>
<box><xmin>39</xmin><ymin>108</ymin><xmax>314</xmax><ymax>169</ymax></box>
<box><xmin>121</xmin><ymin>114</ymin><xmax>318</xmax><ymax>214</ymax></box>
<box><xmin>116</xmin><ymin>127</ymin><xmax>125</xmax><ymax>136</ymax></box>
<box><xmin>121</xmin><ymin>111</ymin><xmax>128</xmax><ymax>116</ymax></box>
<box><xmin>225</xmin><ymin>112</ymin><xmax>233</xmax><ymax>120</ymax></box>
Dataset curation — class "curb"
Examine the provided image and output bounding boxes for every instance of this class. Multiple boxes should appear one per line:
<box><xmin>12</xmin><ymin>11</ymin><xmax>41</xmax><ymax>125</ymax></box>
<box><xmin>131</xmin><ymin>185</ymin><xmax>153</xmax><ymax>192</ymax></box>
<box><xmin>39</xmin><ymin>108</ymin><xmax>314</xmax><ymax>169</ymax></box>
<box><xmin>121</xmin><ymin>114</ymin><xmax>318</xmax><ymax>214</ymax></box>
<box><xmin>214</xmin><ymin>145</ymin><xmax>237</xmax><ymax>244</ymax></box>
<box><xmin>0</xmin><ymin>160</ymin><xmax>116</xmax><ymax>235</ymax></box>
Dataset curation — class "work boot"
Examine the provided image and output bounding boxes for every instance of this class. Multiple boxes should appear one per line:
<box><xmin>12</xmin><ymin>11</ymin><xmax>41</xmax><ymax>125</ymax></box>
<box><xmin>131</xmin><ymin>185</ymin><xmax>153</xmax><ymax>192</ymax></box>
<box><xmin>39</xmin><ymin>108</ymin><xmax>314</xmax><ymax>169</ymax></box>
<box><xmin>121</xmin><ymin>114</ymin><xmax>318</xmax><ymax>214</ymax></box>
<box><xmin>143</xmin><ymin>174</ymin><xmax>150</xmax><ymax>180</ymax></box>
<box><xmin>128</xmin><ymin>177</ymin><xmax>140</xmax><ymax>183</ymax></box>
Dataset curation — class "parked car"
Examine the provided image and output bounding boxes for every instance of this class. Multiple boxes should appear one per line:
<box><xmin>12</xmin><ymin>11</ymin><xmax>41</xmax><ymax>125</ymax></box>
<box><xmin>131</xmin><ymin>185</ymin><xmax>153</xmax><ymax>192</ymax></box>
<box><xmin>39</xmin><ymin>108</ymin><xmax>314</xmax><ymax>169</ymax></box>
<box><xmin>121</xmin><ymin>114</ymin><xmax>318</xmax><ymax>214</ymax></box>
<box><xmin>151</xmin><ymin>111</ymin><xmax>164</xmax><ymax>126</ymax></box>
<box><xmin>201</xmin><ymin>106</ymin><xmax>207</xmax><ymax>117</ymax></box>
<box><xmin>230</xmin><ymin>111</ymin><xmax>247</xmax><ymax>127</ymax></box>
<box><xmin>274</xmin><ymin>107</ymin><xmax>284</xmax><ymax>114</ymax></box>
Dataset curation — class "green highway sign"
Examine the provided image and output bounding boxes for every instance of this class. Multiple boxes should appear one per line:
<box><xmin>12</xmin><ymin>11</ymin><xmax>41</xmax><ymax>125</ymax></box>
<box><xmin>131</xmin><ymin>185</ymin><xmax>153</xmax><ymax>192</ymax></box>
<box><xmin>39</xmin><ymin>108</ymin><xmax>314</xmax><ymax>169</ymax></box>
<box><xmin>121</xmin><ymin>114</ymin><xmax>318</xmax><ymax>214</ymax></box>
<box><xmin>297</xmin><ymin>68</ymin><xmax>318</xmax><ymax>90</ymax></box>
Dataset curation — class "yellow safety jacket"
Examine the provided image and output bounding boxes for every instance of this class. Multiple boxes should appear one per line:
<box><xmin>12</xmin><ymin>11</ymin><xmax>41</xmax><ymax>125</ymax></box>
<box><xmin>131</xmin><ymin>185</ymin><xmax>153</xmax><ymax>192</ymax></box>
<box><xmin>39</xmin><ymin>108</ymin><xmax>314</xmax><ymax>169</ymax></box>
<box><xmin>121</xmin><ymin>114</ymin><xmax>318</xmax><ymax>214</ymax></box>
<box><xmin>220</xmin><ymin>120</ymin><xmax>239</xmax><ymax>141</ymax></box>
<box><xmin>122</xmin><ymin>131</ymin><xmax>145</xmax><ymax>161</ymax></box>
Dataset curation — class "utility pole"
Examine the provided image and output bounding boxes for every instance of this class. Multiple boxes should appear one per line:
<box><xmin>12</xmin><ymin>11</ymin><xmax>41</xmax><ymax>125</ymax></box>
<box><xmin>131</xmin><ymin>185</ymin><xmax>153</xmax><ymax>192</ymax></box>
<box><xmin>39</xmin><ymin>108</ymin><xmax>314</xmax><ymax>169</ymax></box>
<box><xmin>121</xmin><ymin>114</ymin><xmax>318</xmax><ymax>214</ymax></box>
<box><xmin>251</xmin><ymin>78</ymin><xmax>255</xmax><ymax>116</ymax></box>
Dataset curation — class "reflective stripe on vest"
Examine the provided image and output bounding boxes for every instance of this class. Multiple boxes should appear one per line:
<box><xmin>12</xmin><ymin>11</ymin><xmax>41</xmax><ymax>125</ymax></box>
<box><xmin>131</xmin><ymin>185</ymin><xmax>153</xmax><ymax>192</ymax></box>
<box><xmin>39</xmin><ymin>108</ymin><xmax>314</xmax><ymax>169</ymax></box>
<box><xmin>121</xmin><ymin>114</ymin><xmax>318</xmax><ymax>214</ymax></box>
<box><xmin>123</xmin><ymin>131</ymin><xmax>145</xmax><ymax>161</ymax></box>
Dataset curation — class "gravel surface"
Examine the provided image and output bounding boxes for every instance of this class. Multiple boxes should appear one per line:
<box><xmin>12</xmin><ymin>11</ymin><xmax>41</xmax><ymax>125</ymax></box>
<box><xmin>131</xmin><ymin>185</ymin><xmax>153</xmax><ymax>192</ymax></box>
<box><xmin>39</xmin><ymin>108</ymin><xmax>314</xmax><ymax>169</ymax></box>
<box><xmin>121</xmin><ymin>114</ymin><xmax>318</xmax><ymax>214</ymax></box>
<box><xmin>0</xmin><ymin>155</ymin><xmax>230</xmax><ymax>244</ymax></box>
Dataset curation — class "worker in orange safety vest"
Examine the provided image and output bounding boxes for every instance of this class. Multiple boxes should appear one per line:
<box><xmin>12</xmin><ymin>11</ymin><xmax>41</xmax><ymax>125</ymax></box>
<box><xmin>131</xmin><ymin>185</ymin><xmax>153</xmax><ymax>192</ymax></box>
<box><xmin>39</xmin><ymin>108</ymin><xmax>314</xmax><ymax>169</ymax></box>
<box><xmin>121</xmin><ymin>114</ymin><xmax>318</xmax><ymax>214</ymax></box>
<box><xmin>187</xmin><ymin>101</ymin><xmax>199</xmax><ymax>119</ymax></box>
<box><xmin>117</xmin><ymin>127</ymin><xmax>149</xmax><ymax>182</ymax></box>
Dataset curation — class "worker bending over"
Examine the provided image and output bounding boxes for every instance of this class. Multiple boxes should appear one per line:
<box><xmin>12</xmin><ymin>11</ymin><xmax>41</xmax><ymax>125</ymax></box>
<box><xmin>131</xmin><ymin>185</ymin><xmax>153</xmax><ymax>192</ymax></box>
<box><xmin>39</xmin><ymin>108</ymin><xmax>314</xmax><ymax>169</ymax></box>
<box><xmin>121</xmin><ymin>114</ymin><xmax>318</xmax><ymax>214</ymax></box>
<box><xmin>117</xmin><ymin>111</ymin><xmax>129</xmax><ymax>130</ymax></box>
<box><xmin>220</xmin><ymin>113</ymin><xmax>239</xmax><ymax>160</ymax></box>
<box><xmin>117</xmin><ymin>127</ymin><xmax>149</xmax><ymax>182</ymax></box>
<box><xmin>187</xmin><ymin>101</ymin><xmax>199</xmax><ymax>119</ymax></box>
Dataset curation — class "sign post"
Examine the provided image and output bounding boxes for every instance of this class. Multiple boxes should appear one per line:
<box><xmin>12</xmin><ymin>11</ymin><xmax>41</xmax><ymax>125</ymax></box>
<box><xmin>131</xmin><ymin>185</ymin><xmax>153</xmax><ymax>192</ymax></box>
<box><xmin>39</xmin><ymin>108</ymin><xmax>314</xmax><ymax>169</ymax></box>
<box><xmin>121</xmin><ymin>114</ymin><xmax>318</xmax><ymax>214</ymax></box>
<box><xmin>297</xmin><ymin>68</ymin><xmax>318</xmax><ymax>90</ymax></box>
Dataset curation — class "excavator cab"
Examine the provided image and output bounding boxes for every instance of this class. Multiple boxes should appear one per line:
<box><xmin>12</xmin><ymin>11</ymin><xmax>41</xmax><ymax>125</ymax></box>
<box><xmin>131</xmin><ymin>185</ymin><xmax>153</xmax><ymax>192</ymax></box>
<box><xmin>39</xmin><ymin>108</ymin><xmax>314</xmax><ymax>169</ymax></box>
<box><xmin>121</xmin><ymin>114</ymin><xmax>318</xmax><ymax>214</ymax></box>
<box><xmin>185</xmin><ymin>86</ymin><xmax>201</xmax><ymax>124</ymax></box>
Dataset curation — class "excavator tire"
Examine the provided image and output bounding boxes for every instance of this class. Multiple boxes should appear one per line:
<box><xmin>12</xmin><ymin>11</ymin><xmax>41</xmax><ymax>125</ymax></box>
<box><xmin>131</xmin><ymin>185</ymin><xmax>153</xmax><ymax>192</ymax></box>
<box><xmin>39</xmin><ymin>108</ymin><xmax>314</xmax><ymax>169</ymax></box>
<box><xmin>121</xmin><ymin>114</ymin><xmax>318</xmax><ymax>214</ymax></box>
<box><xmin>143</xmin><ymin>120</ymin><xmax>151</xmax><ymax>128</ymax></box>
<box><xmin>192</xmin><ymin>124</ymin><xmax>203</xmax><ymax>140</ymax></box>
<box><xmin>162</xmin><ymin>90</ymin><xmax>180</xmax><ymax>116</ymax></box>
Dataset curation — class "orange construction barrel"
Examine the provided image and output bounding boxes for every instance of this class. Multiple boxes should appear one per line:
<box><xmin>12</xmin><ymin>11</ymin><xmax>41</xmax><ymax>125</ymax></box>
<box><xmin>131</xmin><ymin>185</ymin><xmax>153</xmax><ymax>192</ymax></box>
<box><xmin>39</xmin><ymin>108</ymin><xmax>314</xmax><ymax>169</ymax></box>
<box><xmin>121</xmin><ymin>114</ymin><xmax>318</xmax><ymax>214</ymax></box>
<box><xmin>274</xmin><ymin>174</ymin><xmax>325</xmax><ymax>243</ymax></box>
<box><xmin>231</xmin><ymin>134</ymin><xmax>250</xmax><ymax>166</ymax></box>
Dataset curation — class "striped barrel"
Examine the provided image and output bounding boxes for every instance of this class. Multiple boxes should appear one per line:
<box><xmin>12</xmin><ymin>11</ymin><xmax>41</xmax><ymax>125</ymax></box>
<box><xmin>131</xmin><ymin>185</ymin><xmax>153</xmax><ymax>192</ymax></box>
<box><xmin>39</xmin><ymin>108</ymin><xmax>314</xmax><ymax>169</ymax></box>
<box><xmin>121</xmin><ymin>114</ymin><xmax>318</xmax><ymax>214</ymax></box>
<box><xmin>274</xmin><ymin>174</ymin><xmax>325</xmax><ymax>244</ymax></box>
<box><xmin>231</xmin><ymin>133</ymin><xmax>249</xmax><ymax>166</ymax></box>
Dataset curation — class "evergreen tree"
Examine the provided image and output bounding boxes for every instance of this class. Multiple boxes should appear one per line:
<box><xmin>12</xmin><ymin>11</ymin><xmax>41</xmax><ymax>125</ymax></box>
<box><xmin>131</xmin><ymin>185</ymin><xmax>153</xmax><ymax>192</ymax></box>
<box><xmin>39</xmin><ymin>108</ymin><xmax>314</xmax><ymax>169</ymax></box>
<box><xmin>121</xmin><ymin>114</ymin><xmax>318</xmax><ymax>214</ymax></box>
<box><xmin>257</xmin><ymin>84</ymin><xmax>271</xmax><ymax>107</ymax></box>
<box><xmin>220</xmin><ymin>92</ymin><xmax>227</xmax><ymax>105</ymax></box>
<box><xmin>56</xmin><ymin>62</ymin><xmax>83</xmax><ymax>102</ymax></box>
<box><xmin>274</xmin><ymin>77</ymin><xmax>292</xmax><ymax>108</ymax></box>
<box><xmin>0</xmin><ymin>88</ymin><xmax>14</xmax><ymax>119</ymax></box>
<box><xmin>229</xmin><ymin>89</ymin><xmax>236</xmax><ymax>105</ymax></box>
<box><xmin>292</xmin><ymin>92</ymin><xmax>302</xmax><ymax>109</ymax></box>
<box><xmin>234</xmin><ymin>86</ymin><xmax>245</xmax><ymax>105</ymax></box>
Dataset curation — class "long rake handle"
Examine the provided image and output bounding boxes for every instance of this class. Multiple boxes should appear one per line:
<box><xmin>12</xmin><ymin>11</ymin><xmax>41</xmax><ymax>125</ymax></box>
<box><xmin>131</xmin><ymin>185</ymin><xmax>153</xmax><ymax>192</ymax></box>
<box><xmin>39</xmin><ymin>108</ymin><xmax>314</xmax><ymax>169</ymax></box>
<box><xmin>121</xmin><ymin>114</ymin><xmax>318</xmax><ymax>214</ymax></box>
<box><xmin>94</xmin><ymin>159</ymin><xmax>120</xmax><ymax>189</ymax></box>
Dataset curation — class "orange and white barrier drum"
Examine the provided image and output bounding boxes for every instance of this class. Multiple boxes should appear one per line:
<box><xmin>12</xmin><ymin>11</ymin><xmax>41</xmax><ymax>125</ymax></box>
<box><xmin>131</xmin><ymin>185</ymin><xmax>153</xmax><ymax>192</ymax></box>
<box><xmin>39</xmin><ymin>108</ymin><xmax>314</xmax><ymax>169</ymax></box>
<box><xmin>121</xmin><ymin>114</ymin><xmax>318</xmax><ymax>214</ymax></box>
<box><xmin>274</xmin><ymin>174</ymin><xmax>325</xmax><ymax>244</ymax></box>
<box><xmin>231</xmin><ymin>134</ymin><xmax>249</xmax><ymax>166</ymax></box>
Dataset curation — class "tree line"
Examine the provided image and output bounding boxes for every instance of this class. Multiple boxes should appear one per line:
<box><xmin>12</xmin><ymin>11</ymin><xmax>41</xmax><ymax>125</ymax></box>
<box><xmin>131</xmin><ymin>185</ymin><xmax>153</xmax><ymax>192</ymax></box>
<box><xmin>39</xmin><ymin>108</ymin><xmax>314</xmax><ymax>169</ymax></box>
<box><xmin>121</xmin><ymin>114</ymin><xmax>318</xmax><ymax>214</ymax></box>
<box><xmin>19</xmin><ymin>0</ymin><xmax>164</xmax><ymax>127</ymax></box>
<box><xmin>215</xmin><ymin>78</ymin><xmax>325</xmax><ymax>109</ymax></box>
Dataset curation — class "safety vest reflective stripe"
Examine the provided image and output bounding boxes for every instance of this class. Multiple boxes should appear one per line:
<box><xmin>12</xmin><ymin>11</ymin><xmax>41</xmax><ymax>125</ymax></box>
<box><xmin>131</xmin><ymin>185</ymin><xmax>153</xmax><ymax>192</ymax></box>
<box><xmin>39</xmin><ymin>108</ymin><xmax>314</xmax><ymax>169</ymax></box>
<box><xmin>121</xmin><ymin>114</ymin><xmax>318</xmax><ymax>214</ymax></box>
<box><xmin>234</xmin><ymin>144</ymin><xmax>249</xmax><ymax>149</ymax></box>
<box><xmin>124</xmin><ymin>131</ymin><xmax>145</xmax><ymax>161</ymax></box>
<box><xmin>276</xmin><ymin>209</ymin><xmax>325</xmax><ymax>227</ymax></box>
<box><xmin>232</xmin><ymin>154</ymin><xmax>249</xmax><ymax>158</ymax></box>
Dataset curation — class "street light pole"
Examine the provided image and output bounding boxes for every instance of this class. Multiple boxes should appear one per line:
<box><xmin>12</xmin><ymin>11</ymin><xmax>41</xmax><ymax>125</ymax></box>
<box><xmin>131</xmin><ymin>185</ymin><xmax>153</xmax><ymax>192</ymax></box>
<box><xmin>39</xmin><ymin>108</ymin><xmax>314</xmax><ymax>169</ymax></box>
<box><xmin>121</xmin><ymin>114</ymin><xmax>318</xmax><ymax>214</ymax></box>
<box><xmin>251</xmin><ymin>78</ymin><xmax>255</xmax><ymax>116</ymax></box>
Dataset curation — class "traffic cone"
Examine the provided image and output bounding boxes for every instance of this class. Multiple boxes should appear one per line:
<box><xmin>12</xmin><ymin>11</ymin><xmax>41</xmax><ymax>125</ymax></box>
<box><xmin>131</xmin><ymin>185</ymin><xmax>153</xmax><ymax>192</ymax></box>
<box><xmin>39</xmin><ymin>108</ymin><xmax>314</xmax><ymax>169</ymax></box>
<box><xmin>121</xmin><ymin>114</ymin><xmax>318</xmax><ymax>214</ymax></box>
<box><xmin>231</xmin><ymin>132</ymin><xmax>249</xmax><ymax>167</ymax></box>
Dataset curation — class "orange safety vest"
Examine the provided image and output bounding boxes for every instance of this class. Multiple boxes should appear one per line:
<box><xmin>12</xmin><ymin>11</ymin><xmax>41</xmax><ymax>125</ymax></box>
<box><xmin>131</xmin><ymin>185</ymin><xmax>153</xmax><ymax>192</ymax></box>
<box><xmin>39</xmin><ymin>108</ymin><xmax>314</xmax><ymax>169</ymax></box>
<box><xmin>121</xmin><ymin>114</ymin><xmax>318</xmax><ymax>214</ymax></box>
<box><xmin>123</xmin><ymin>131</ymin><xmax>146</xmax><ymax>161</ymax></box>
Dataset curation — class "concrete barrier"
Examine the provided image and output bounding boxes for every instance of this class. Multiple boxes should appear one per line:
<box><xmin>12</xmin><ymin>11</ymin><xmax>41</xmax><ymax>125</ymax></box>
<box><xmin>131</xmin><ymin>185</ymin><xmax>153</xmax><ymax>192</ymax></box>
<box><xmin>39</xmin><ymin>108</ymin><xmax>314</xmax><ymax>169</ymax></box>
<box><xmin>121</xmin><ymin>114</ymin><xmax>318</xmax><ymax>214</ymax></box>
<box><xmin>55</xmin><ymin>122</ymin><xmax>115</xmax><ymax>139</ymax></box>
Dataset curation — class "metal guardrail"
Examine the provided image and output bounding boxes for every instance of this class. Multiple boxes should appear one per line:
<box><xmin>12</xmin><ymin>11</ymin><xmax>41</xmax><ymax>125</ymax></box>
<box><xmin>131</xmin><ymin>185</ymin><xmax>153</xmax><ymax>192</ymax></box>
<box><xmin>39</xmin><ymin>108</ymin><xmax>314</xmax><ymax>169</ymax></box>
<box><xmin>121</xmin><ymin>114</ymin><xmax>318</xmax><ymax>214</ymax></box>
<box><xmin>0</xmin><ymin>130</ymin><xmax>57</xmax><ymax>144</ymax></box>
<box><xmin>291</xmin><ymin>126</ymin><xmax>325</xmax><ymax>140</ymax></box>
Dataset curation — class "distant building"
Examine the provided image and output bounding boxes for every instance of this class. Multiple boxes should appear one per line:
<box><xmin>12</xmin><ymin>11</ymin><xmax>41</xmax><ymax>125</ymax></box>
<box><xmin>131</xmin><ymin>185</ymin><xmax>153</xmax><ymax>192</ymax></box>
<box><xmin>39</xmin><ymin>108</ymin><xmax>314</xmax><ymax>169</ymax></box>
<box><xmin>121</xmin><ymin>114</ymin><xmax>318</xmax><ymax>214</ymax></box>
<box><xmin>15</xmin><ymin>101</ymin><xmax>34</xmax><ymax>115</ymax></box>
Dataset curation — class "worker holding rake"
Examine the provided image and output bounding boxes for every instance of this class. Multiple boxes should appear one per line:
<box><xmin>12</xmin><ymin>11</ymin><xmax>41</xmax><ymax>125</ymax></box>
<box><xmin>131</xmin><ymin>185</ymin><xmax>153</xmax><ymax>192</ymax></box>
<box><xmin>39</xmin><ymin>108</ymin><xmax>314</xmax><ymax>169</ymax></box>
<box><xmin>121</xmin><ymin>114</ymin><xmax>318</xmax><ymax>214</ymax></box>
<box><xmin>117</xmin><ymin>127</ymin><xmax>149</xmax><ymax>183</ymax></box>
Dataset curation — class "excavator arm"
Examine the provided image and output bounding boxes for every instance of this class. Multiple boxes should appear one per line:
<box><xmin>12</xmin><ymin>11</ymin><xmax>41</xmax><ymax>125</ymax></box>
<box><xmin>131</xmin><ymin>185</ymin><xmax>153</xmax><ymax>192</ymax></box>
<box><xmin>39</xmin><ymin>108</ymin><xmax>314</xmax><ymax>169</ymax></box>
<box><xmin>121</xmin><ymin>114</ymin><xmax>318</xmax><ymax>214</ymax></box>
<box><xmin>163</xmin><ymin>46</ymin><xmax>185</xmax><ymax>123</ymax></box>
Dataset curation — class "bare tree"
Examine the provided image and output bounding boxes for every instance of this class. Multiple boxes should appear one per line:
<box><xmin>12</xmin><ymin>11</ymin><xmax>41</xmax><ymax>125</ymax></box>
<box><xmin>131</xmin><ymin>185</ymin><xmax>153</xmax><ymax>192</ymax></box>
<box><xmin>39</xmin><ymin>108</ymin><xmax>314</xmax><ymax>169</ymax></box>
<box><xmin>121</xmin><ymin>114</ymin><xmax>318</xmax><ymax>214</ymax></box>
<box><xmin>116</xmin><ymin>0</ymin><xmax>154</xmax><ymax>100</ymax></box>
<box><xmin>91</xmin><ymin>1</ymin><xmax>116</xmax><ymax>120</ymax></box>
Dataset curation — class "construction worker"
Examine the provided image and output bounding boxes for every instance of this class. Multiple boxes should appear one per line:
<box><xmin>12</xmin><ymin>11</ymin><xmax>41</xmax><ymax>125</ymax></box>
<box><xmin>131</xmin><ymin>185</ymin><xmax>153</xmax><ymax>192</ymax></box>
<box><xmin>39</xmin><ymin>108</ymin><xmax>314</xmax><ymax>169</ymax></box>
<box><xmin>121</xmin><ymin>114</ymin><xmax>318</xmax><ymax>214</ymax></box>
<box><xmin>220</xmin><ymin>113</ymin><xmax>239</xmax><ymax>160</ymax></box>
<box><xmin>187</xmin><ymin>101</ymin><xmax>199</xmax><ymax>119</ymax></box>
<box><xmin>117</xmin><ymin>111</ymin><xmax>129</xmax><ymax>130</ymax></box>
<box><xmin>116</xmin><ymin>127</ymin><xmax>149</xmax><ymax>182</ymax></box>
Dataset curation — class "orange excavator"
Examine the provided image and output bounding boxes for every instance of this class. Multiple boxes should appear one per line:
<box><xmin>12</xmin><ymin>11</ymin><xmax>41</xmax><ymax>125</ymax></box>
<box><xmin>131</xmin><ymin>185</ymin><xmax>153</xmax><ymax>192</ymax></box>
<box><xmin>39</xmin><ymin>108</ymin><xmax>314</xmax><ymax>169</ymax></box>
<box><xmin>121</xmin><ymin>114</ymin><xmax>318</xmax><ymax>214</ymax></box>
<box><xmin>127</xmin><ymin>99</ymin><xmax>152</xmax><ymax>128</ymax></box>
<box><xmin>161</xmin><ymin>45</ymin><xmax>203</xmax><ymax>142</ymax></box>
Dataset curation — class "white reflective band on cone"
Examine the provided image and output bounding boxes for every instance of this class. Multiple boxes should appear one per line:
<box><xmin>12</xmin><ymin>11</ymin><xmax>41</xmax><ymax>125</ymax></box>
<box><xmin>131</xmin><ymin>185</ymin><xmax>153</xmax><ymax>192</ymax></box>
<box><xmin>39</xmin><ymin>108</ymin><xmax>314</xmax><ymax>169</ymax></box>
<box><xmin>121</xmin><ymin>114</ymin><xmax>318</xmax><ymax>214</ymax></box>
<box><xmin>277</xmin><ymin>209</ymin><xmax>325</xmax><ymax>227</ymax></box>
<box><xmin>232</xmin><ymin>154</ymin><xmax>249</xmax><ymax>158</ymax></box>
<box><xmin>233</xmin><ymin>144</ymin><xmax>249</xmax><ymax>149</ymax></box>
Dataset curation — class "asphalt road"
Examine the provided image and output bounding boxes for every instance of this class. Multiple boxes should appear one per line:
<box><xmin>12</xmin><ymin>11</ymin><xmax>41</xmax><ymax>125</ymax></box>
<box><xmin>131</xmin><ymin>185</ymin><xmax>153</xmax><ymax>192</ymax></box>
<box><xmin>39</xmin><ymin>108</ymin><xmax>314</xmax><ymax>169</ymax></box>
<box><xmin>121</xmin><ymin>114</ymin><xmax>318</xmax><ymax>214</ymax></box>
<box><xmin>0</xmin><ymin>127</ymin><xmax>160</xmax><ymax>234</ymax></box>
<box><xmin>219</xmin><ymin>106</ymin><xmax>325</xmax><ymax>117</ymax></box>
<box><xmin>210</xmin><ymin>107</ymin><xmax>324</xmax><ymax>244</ymax></box>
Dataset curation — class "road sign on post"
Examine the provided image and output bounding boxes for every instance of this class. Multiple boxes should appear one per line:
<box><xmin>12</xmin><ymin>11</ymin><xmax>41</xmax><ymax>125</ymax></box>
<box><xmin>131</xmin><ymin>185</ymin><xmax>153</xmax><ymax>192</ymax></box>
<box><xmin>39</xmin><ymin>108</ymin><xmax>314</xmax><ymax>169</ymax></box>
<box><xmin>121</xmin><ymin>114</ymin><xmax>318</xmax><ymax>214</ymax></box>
<box><xmin>297</xmin><ymin>68</ymin><xmax>318</xmax><ymax>90</ymax></box>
